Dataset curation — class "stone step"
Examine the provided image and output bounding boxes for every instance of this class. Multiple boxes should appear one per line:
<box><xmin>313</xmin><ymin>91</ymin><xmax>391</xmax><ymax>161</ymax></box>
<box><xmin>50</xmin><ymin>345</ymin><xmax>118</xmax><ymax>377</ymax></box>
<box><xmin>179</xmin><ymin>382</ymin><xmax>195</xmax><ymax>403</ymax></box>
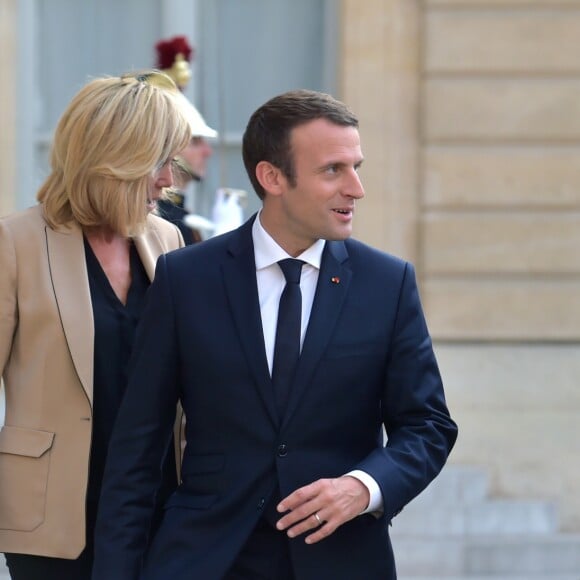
<box><xmin>401</xmin><ymin>576</ymin><xmax>580</xmax><ymax>580</ymax></box>
<box><xmin>392</xmin><ymin>536</ymin><xmax>465</xmax><ymax>576</ymax></box>
<box><xmin>393</xmin><ymin>498</ymin><xmax>559</xmax><ymax>536</ymax></box>
<box><xmin>466</xmin><ymin>534</ymin><xmax>580</xmax><ymax>575</ymax></box>
<box><xmin>413</xmin><ymin>464</ymin><xmax>490</xmax><ymax>505</ymax></box>
<box><xmin>0</xmin><ymin>558</ymin><xmax>7</xmax><ymax>579</ymax></box>
<box><xmin>393</xmin><ymin>535</ymin><xmax>580</xmax><ymax>576</ymax></box>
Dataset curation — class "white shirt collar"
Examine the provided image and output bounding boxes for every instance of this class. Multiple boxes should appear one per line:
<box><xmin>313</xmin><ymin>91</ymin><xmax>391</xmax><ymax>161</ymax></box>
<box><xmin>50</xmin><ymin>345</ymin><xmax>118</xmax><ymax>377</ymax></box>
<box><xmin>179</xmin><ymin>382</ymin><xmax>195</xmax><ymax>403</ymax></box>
<box><xmin>252</xmin><ymin>211</ymin><xmax>325</xmax><ymax>271</ymax></box>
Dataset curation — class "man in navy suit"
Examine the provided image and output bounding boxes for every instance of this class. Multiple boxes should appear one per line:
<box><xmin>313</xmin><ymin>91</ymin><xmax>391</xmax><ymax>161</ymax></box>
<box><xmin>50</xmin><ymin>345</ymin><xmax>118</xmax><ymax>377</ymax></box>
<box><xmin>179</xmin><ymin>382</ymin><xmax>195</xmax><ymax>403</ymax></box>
<box><xmin>93</xmin><ymin>89</ymin><xmax>457</xmax><ymax>580</ymax></box>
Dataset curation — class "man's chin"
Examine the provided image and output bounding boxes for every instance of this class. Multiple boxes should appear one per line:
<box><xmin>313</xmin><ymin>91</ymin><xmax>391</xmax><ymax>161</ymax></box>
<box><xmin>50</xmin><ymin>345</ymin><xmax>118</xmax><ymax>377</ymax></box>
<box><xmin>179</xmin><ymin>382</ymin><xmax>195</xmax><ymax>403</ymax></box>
<box><xmin>327</xmin><ymin>227</ymin><xmax>353</xmax><ymax>241</ymax></box>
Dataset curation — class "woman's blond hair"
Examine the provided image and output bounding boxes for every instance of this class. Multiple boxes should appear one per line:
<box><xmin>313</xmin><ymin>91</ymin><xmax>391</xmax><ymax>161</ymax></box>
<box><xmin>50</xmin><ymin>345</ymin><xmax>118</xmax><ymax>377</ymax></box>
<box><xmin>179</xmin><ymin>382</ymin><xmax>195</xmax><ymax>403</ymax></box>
<box><xmin>37</xmin><ymin>71</ymin><xmax>192</xmax><ymax>237</ymax></box>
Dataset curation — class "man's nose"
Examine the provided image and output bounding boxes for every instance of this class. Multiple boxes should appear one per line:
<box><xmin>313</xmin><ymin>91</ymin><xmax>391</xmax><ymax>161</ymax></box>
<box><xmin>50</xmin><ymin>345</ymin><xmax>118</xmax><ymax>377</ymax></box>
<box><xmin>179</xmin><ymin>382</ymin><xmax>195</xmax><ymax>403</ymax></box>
<box><xmin>344</xmin><ymin>168</ymin><xmax>365</xmax><ymax>199</ymax></box>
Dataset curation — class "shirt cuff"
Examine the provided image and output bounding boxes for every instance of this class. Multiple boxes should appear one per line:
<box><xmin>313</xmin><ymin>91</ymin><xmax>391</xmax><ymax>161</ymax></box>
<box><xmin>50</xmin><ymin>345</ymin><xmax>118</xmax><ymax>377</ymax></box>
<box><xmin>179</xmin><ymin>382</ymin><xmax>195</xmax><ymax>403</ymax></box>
<box><xmin>346</xmin><ymin>470</ymin><xmax>384</xmax><ymax>516</ymax></box>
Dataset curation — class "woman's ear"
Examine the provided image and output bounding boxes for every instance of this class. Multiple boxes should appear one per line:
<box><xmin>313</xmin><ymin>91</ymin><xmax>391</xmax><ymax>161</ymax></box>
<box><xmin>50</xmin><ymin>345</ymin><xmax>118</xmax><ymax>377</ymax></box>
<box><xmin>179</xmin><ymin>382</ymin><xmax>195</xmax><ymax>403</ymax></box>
<box><xmin>255</xmin><ymin>161</ymin><xmax>286</xmax><ymax>197</ymax></box>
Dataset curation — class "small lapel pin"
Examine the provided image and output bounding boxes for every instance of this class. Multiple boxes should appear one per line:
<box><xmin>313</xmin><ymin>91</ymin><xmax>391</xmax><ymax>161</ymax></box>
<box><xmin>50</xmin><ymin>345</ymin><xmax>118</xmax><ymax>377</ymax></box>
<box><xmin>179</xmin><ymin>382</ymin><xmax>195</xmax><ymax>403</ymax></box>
<box><xmin>331</xmin><ymin>276</ymin><xmax>340</xmax><ymax>284</ymax></box>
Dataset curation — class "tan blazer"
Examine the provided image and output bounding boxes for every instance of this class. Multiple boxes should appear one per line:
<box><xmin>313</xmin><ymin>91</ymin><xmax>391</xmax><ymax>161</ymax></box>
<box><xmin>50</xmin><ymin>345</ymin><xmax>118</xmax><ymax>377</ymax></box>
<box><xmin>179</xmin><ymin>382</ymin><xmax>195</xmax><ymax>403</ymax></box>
<box><xmin>0</xmin><ymin>205</ymin><xmax>184</xmax><ymax>558</ymax></box>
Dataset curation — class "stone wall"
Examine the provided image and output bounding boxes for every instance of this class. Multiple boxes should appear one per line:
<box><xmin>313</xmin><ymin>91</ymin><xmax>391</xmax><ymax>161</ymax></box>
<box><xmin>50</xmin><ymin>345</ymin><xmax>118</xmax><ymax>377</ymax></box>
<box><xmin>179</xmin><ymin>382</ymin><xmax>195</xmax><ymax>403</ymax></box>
<box><xmin>341</xmin><ymin>0</ymin><xmax>580</xmax><ymax>530</ymax></box>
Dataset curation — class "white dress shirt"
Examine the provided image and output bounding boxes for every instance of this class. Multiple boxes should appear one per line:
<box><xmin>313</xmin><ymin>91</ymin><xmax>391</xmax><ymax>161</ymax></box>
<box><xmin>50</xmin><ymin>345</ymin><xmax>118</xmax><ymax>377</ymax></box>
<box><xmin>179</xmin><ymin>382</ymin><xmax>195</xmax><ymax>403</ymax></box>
<box><xmin>252</xmin><ymin>213</ymin><xmax>383</xmax><ymax>514</ymax></box>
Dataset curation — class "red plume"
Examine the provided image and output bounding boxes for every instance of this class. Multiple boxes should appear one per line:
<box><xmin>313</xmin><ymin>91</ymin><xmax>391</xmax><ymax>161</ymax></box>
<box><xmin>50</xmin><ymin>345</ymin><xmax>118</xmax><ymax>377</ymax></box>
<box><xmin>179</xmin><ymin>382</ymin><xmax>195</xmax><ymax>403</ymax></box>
<box><xmin>155</xmin><ymin>36</ymin><xmax>194</xmax><ymax>70</ymax></box>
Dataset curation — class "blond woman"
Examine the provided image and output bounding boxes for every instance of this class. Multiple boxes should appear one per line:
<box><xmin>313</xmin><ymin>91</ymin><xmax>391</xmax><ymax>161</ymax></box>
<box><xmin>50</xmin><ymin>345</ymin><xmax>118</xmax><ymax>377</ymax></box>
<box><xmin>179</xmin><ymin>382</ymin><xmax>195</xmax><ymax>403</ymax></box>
<box><xmin>0</xmin><ymin>70</ymin><xmax>194</xmax><ymax>579</ymax></box>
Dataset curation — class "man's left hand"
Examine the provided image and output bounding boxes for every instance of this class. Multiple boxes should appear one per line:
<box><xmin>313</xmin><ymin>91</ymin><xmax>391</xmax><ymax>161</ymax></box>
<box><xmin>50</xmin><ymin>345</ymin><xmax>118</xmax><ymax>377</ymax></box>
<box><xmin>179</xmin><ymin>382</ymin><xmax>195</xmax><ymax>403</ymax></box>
<box><xmin>276</xmin><ymin>476</ymin><xmax>370</xmax><ymax>544</ymax></box>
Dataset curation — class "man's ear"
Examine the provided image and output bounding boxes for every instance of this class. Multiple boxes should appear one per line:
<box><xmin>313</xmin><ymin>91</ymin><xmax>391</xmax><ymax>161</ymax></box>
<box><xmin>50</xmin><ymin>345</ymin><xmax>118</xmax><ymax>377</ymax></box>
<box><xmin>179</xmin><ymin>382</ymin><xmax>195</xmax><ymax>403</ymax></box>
<box><xmin>255</xmin><ymin>161</ymin><xmax>286</xmax><ymax>197</ymax></box>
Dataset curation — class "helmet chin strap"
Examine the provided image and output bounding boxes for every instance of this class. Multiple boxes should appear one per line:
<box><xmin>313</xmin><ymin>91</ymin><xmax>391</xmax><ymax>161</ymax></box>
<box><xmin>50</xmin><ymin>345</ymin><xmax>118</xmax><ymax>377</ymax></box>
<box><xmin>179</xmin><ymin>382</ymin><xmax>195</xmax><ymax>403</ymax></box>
<box><xmin>173</xmin><ymin>157</ymin><xmax>201</xmax><ymax>184</ymax></box>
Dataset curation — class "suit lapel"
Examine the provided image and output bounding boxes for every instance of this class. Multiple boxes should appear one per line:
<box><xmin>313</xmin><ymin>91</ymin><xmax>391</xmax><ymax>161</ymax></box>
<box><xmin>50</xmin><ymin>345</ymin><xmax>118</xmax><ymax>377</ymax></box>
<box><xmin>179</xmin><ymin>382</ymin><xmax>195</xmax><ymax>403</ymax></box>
<box><xmin>45</xmin><ymin>223</ymin><xmax>94</xmax><ymax>405</ymax></box>
<box><xmin>45</xmin><ymin>217</ymin><xmax>173</xmax><ymax>407</ymax></box>
<box><xmin>133</xmin><ymin>218</ymin><xmax>166</xmax><ymax>281</ymax></box>
<box><xmin>222</xmin><ymin>219</ymin><xmax>278</xmax><ymax>427</ymax></box>
<box><xmin>282</xmin><ymin>241</ymin><xmax>351</xmax><ymax>427</ymax></box>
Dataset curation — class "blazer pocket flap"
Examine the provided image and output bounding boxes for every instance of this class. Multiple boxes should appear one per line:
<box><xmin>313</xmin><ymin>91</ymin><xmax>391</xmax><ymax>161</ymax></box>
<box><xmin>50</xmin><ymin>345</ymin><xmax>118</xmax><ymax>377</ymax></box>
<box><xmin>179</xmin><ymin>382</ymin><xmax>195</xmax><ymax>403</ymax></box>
<box><xmin>0</xmin><ymin>425</ymin><xmax>55</xmax><ymax>457</ymax></box>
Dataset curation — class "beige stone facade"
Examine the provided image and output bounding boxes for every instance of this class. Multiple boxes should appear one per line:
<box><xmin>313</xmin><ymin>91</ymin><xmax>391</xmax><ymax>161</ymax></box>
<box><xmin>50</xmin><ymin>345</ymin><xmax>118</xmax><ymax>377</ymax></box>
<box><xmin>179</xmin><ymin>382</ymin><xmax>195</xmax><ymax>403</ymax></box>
<box><xmin>0</xmin><ymin>0</ymin><xmax>16</xmax><ymax>216</ymax></box>
<box><xmin>341</xmin><ymin>0</ymin><xmax>580</xmax><ymax>530</ymax></box>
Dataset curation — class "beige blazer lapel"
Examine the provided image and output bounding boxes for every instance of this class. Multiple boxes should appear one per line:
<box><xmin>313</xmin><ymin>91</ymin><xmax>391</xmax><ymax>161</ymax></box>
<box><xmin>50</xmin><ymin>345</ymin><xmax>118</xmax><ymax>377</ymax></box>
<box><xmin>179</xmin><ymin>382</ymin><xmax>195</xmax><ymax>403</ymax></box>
<box><xmin>133</xmin><ymin>236</ymin><xmax>159</xmax><ymax>282</ymax></box>
<box><xmin>134</xmin><ymin>215</ymin><xmax>184</xmax><ymax>281</ymax></box>
<box><xmin>45</xmin><ymin>223</ymin><xmax>94</xmax><ymax>405</ymax></box>
<box><xmin>133</xmin><ymin>216</ymin><xmax>185</xmax><ymax>474</ymax></box>
<box><xmin>134</xmin><ymin>220</ymin><xmax>168</xmax><ymax>281</ymax></box>
<box><xmin>43</xmin><ymin>215</ymin><xmax>180</xmax><ymax>408</ymax></box>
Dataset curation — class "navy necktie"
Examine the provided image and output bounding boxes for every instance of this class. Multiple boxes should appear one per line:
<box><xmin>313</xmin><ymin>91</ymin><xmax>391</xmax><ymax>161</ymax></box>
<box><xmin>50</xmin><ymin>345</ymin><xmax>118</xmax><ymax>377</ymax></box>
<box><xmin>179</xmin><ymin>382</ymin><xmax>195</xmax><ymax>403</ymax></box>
<box><xmin>272</xmin><ymin>259</ymin><xmax>304</xmax><ymax>419</ymax></box>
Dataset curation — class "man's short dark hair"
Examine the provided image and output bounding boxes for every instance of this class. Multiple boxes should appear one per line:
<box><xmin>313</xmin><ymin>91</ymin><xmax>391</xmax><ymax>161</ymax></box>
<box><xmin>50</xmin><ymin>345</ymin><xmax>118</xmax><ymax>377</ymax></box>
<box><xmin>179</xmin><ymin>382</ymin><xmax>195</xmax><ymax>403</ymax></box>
<box><xmin>242</xmin><ymin>89</ymin><xmax>359</xmax><ymax>200</ymax></box>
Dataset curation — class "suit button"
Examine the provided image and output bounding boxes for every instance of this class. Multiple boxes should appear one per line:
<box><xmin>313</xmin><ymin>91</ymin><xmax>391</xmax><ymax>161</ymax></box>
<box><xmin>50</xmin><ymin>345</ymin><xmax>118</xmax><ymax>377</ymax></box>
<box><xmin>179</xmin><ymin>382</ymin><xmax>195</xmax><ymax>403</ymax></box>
<box><xmin>277</xmin><ymin>444</ymin><xmax>288</xmax><ymax>457</ymax></box>
<box><xmin>257</xmin><ymin>498</ymin><xmax>265</xmax><ymax>509</ymax></box>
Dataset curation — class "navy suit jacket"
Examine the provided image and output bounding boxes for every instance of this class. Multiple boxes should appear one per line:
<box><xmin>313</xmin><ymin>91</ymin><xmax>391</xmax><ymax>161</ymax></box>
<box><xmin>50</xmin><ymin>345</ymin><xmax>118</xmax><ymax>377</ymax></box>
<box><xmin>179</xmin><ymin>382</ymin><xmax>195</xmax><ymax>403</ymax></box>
<box><xmin>93</xmin><ymin>215</ymin><xmax>457</xmax><ymax>580</ymax></box>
